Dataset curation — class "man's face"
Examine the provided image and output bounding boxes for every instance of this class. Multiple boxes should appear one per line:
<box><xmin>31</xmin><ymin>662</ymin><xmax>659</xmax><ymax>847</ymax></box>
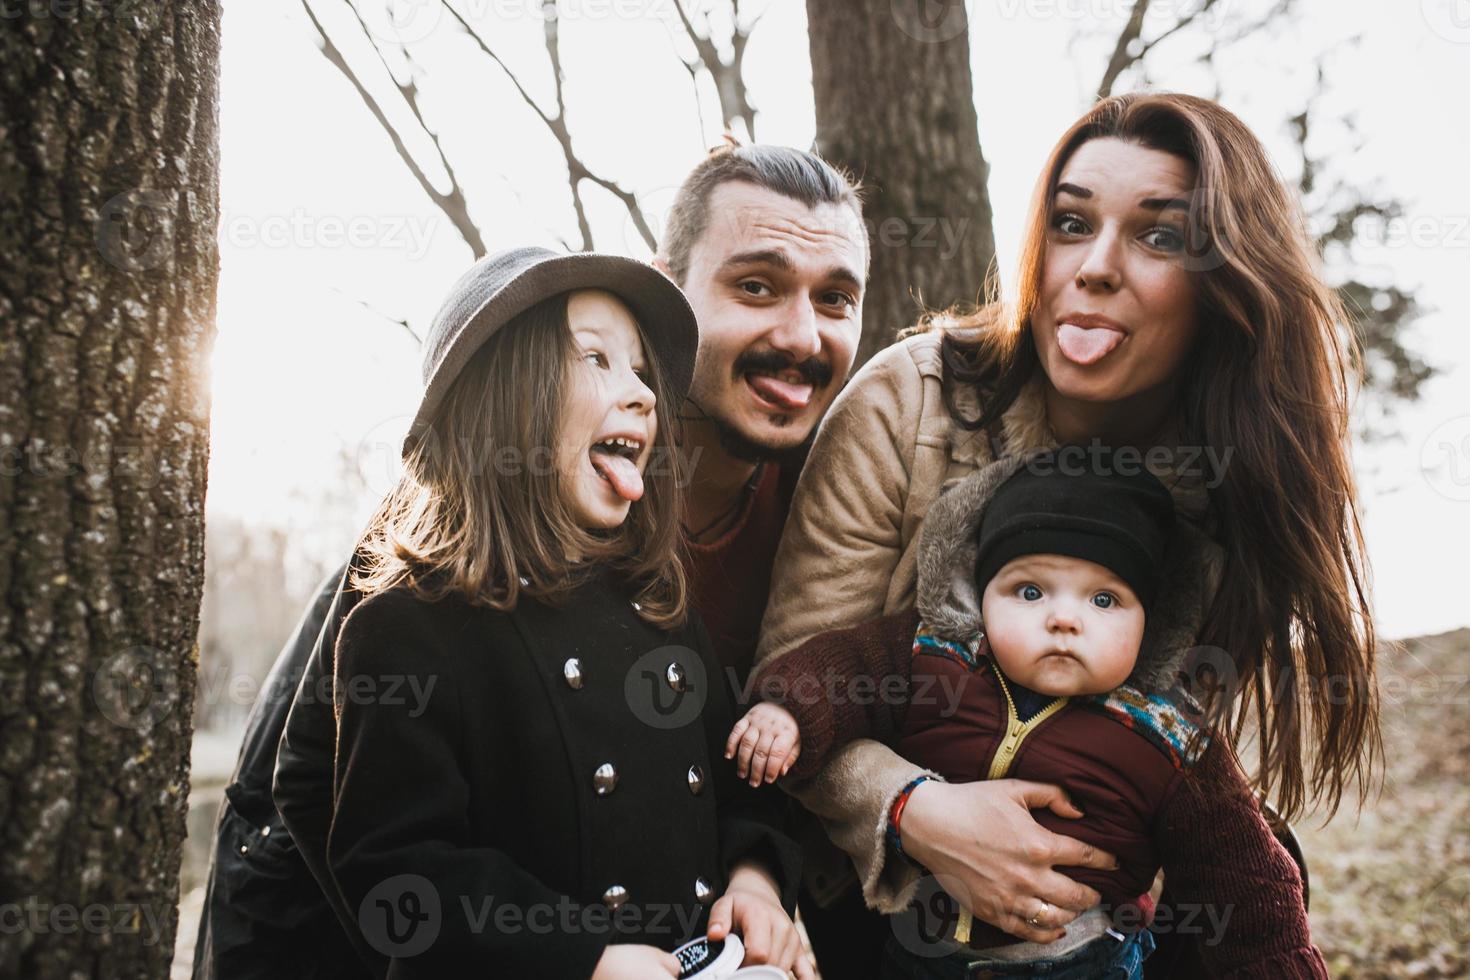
<box><xmin>670</xmin><ymin>181</ymin><xmax>867</xmax><ymax>460</ymax></box>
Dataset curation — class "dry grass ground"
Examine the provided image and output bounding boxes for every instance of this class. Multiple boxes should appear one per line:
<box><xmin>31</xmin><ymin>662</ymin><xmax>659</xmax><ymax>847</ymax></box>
<box><xmin>1297</xmin><ymin>628</ymin><xmax>1470</xmax><ymax>979</ymax></box>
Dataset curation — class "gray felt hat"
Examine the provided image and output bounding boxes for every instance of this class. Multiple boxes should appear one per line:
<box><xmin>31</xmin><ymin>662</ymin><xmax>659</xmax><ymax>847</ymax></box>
<box><xmin>403</xmin><ymin>246</ymin><xmax>700</xmax><ymax>457</ymax></box>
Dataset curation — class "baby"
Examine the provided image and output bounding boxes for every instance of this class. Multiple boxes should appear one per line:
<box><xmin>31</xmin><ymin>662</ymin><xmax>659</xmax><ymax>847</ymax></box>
<box><xmin>726</xmin><ymin>450</ymin><xmax>1326</xmax><ymax>980</ymax></box>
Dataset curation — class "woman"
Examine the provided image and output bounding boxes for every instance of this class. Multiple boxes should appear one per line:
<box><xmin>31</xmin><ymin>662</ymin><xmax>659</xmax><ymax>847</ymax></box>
<box><xmin>753</xmin><ymin>92</ymin><xmax>1380</xmax><ymax>975</ymax></box>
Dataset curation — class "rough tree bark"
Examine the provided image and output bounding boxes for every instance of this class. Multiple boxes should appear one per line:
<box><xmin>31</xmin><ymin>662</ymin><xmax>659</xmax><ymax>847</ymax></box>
<box><xmin>807</xmin><ymin>0</ymin><xmax>997</xmax><ymax>368</ymax></box>
<box><xmin>0</xmin><ymin>1</ymin><xmax>221</xmax><ymax>976</ymax></box>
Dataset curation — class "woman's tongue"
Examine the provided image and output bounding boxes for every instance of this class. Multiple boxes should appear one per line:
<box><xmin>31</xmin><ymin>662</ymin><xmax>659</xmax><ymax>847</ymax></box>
<box><xmin>1057</xmin><ymin>322</ymin><xmax>1125</xmax><ymax>366</ymax></box>
<box><xmin>745</xmin><ymin>371</ymin><xmax>812</xmax><ymax>411</ymax></box>
<box><xmin>590</xmin><ymin>449</ymin><xmax>644</xmax><ymax>502</ymax></box>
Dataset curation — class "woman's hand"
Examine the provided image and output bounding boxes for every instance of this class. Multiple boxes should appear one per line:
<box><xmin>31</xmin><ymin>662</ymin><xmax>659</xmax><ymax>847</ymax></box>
<box><xmin>725</xmin><ymin>703</ymin><xmax>801</xmax><ymax>786</ymax></box>
<box><xmin>898</xmin><ymin>779</ymin><xmax>1119</xmax><ymax>944</ymax></box>
<box><xmin>707</xmin><ymin>862</ymin><xmax>817</xmax><ymax>979</ymax></box>
<box><xmin>590</xmin><ymin>943</ymin><xmax>680</xmax><ymax>979</ymax></box>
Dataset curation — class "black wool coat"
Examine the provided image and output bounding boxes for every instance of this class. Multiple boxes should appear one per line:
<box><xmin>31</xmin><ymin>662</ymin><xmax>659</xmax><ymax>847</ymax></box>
<box><xmin>325</xmin><ymin>566</ymin><xmax>801</xmax><ymax>979</ymax></box>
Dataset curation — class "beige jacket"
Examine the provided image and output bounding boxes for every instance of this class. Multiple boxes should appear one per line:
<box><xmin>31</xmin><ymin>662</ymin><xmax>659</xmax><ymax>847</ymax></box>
<box><xmin>754</xmin><ymin>327</ymin><xmax>1216</xmax><ymax>913</ymax></box>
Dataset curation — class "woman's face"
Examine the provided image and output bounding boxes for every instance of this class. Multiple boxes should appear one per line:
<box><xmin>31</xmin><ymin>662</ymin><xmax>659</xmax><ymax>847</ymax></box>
<box><xmin>1032</xmin><ymin>137</ymin><xmax>1201</xmax><ymax>406</ymax></box>
<box><xmin>557</xmin><ymin>289</ymin><xmax>658</xmax><ymax>529</ymax></box>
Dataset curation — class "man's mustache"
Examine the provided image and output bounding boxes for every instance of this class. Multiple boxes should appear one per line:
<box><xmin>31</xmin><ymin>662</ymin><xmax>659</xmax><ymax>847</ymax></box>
<box><xmin>732</xmin><ymin>350</ymin><xmax>833</xmax><ymax>390</ymax></box>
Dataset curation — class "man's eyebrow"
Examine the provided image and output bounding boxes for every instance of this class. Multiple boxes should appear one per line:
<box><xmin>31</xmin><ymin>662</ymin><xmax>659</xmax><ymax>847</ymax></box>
<box><xmin>719</xmin><ymin>248</ymin><xmax>794</xmax><ymax>273</ymax></box>
<box><xmin>825</xmin><ymin>265</ymin><xmax>864</xmax><ymax>292</ymax></box>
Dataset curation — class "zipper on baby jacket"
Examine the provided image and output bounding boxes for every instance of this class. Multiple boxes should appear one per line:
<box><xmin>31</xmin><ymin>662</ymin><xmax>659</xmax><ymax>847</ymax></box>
<box><xmin>954</xmin><ymin>668</ymin><xmax>1068</xmax><ymax>945</ymax></box>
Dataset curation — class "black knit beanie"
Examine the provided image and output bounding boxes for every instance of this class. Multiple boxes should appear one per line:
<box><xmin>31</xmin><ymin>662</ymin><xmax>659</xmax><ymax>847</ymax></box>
<box><xmin>974</xmin><ymin>449</ymin><xmax>1176</xmax><ymax>610</ymax></box>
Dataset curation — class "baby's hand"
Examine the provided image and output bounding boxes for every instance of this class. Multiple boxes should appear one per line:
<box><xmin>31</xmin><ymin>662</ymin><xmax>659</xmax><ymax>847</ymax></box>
<box><xmin>725</xmin><ymin>703</ymin><xmax>801</xmax><ymax>786</ymax></box>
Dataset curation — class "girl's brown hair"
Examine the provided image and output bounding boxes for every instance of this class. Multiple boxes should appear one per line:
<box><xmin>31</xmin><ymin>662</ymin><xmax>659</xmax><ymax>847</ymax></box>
<box><xmin>353</xmin><ymin>292</ymin><xmax>688</xmax><ymax>628</ymax></box>
<box><xmin>925</xmin><ymin>92</ymin><xmax>1380</xmax><ymax>821</ymax></box>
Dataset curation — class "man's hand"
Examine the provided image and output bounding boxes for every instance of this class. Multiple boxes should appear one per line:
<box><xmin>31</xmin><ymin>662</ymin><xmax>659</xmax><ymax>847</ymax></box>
<box><xmin>707</xmin><ymin>863</ymin><xmax>816</xmax><ymax>979</ymax></box>
<box><xmin>725</xmin><ymin>703</ymin><xmax>801</xmax><ymax>786</ymax></box>
<box><xmin>898</xmin><ymin>778</ymin><xmax>1119</xmax><ymax>944</ymax></box>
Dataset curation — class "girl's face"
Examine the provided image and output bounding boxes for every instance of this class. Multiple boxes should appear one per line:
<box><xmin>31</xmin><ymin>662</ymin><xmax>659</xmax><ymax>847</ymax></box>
<box><xmin>557</xmin><ymin>289</ymin><xmax>658</xmax><ymax>529</ymax></box>
<box><xmin>1031</xmin><ymin>137</ymin><xmax>1201</xmax><ymax>405</ymax></box>
<box><xmin>980</xmin><ymin>554</ymin><xmax>1144</xmax><ymax>697</ymax></box>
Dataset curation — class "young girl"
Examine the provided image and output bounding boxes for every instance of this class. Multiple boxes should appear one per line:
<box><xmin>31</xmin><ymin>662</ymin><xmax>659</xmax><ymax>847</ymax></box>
<box><xmin>730</xmin><ymin>450</ymin><xmax>1326</xmax><ymax>979</ymax></box>
<box><xmin>325</xmin><ymin>247</ymin><xmax>809</xmax><ymax>979</ymax></box>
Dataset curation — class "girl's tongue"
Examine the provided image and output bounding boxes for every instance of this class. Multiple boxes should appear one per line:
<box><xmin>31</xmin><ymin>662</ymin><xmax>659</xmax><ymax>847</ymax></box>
<box><xmin>590</xmin><ymin>449</ymin><xmax>644</xmax><ymax>502</ymax></box>
<box><xmin>1057</xmin><ymin>322</ymin><xmax>1125</xmax><ymax>366</ymax></box>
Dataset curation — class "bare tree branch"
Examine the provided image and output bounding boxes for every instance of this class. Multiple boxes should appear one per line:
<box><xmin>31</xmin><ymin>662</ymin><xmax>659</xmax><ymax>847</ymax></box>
<box><xmin>672</xmin><ymin>0</ymin><xmax>758</xmax><ymax>139</ymax></box>
<box><xmin>440</xmin><ymin>0</ymin><xmax>656</xmax><ymax>251</ymax></box>
<box><xmin>299</xmin><ymin>0</ymin><xmax>487</xmax><ymax>255</ymax></box>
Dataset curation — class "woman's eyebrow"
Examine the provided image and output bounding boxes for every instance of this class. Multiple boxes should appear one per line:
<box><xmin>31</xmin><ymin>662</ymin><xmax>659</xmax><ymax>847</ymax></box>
<box><xmin>1055</xmin><ymin>182</ymin><xmax>1091</xmax><ymax>199</ymax></box>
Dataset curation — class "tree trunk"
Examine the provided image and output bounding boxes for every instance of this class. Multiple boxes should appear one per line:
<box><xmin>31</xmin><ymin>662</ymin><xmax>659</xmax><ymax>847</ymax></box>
<box><xmin>0</xmin><ymin>2</ymin><xmax>221</xmax><ymax>975</ymax></box>
<box><xmin>807</xmin><ymin>0</ymin><xmax>997</xmax><ymax>369</ymax></box>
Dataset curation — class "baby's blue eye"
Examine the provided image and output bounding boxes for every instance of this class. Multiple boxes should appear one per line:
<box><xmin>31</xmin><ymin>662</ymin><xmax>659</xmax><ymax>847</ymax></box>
<box><xmin>1019</xmin><ymin>584</ymin><xmax>1042</xmax><ymax>601</ymax></box>
<box><xmin>1092</xmin><ymin>592</ymin><xmax>1117</xmax><ymax>609</ymax></box>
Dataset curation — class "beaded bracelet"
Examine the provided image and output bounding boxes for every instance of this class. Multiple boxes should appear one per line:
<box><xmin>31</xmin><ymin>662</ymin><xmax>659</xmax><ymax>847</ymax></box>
<box><xmin>885</xmin><ymin>774</ymin><xmax>934</xmax><ymax>863</ymax></box>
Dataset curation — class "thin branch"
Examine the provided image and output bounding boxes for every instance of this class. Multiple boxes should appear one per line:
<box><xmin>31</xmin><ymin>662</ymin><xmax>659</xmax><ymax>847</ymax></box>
<box><xmin>300</xmin><ymin>0</ymin><xmax>486</xmax><ymax>255</ymax></box>
<box><xmin>330</xmin><ymin>286</ymin><xmax>422</xmax><ymax>347</ymax></box>
<box><xmin>672</xmin><ymin>0</ymin><xmax>757</xmax><ymax>139</ymax></box>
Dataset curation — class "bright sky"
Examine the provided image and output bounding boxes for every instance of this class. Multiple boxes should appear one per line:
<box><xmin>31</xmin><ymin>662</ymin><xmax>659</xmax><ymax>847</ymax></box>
<box><xmin>210</xmin><ymin>0</ymin><xmax>1470</xmax><ymax>638</ymax></box>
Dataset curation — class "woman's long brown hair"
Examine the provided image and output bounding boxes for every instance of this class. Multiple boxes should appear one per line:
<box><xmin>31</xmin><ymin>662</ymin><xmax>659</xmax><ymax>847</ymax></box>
<box><xmin>924</xmin><ymin>92</ymin><xmax>1380</xmax><ymax>821</ymax></box>
<box><xmin>353</xmin><ymin>291</ymin><xmax>688</xmax><ymax>629</ymax></box>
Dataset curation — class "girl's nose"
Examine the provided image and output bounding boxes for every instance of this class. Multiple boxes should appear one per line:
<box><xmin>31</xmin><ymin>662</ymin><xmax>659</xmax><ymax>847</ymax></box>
<box><xmin>621</xmin><ymin>368</ymin><xmax>656</xmax><ymax>413</ymax></box>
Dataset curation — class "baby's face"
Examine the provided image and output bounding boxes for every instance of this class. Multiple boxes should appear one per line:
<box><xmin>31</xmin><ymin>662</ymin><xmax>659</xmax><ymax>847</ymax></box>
<box><xmin>980</xmin><ymin>554</ymin><xmax>1145</xmax><ymax>697</ymax></box>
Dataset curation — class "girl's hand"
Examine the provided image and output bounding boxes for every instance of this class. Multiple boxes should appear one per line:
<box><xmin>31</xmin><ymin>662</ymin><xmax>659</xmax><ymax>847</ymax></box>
<box><xmin>590</xmin><ymin>943</ymin><xmax>680</xmax><ymax>979</ymax></box>
<box><xmin>707</xmin><ymin>863</ymin><xmax>816</xmax><ymax>980</ymax></box>
<box><xmin>725</xmin><ymin>703</ymin><xmax>801</xmax><ymax>786</ymax></box>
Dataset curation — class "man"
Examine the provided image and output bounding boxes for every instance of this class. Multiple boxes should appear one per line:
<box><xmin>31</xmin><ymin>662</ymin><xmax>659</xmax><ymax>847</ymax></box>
<box><xmin>194</xmin><ymin>143</ymin><xmax>881</xmax><ymax>978</ymax></box>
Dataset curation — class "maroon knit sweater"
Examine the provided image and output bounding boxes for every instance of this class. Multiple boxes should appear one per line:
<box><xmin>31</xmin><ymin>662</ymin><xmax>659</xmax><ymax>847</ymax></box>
<box><xmin>753</xmin><ymin>608</ymin><xmax>1328</xmax><ymax>979</ymax></box>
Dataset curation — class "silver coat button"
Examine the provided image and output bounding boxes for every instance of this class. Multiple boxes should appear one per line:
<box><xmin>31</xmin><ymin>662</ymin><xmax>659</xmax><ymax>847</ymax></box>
<box><xmin>563</xmin><ymin>658</ymin><xmax>584</xmax><ymax>689</ymax></box>
<box><xmin>601</xmin><ymin>885</ymin><xmax>629</xmax><ymax>909</ymax></box>
<box><xmin>665</xmin><ymin>661</ymin><xmax>686</xmax><ymax>692</ymax></box>
<box><xmin>518</xmin><ymin>576</ymin><xmax>531</xmax><ymax>587</ymax></box>
<box><xmin>694</xmin><ymin>877</ymin><xmax>714</xmax><ymax>904</ymax></box>
<box><xmin>687</xmin><ymin>764</ymin><xmax>705</xmax><ymax>795</ymax></box>
<box><xmin>593</xmin><ymin>762</ymin><xmax>618</xmax><ymax>795</ymax></box>
<box><xmin>631</xmin><ymin>600</ymin><xmax>642</xmax><ymax>612</ymax></box>
<box><xmin>260</xmin><ymin>825</ymin><xmax>271</xmax><ymax>837</ymax></box>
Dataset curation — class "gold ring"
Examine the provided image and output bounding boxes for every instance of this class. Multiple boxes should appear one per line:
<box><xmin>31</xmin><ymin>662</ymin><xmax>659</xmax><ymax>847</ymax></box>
<box><xmin>1028</xmin><ymin>901</ymin><xmax>1052</xmax><ymax>928</ymax></box>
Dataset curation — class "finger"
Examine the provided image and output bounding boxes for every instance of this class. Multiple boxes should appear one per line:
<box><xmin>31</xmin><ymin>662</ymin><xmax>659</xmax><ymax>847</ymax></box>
<box><xmin>657</xmin><ymin>950</ymin><xmax>682</xmax><ymax>976</ymax></box>
<box><xmin>749</xmin><ymin>729</ymin><xmax>778</xmax><ymax>786</ymax></box>
<box><xmin>794</xmin><ymin>949</ymin><xmax>818</xmax><ymax>980</ymax></box>
<box><xmin>736</xmin><ymin>726</ymin><xmax>762</xmax><ymax>778</ymax></box>
<box><xmin>995</xmin><ymin>907</ymin><xmax>1068</xmax><ymax>946</ymax></box>
<box><xmin>725</xmin><ymin>718</ymin><xmax>749</xmax><ymax>759</ymax></box>
<box><xmin>741</xmin><ymin>907</ymin><xmax>771</xmax><ymax>964</ymax></box>
<box><xmin>765</xmin><ymin>732</ymin><xmax>797</xmax><ymax>783</ymax></box>
<box><xmin>1034</xmin><ymin>870</ymin><xmax>1102</xmax><ymax>913</ymax></box>
<box><xmin>707</xmin><ymin>895</ymin><xmax>732</xmax><ymax>939</ymax></box>
<box><xmin>1048</xmin><ymin>832</ymin><xmax>1119</xmax><ymax>872</ymax></box>
<box><xmin>1011</xmin><ymin>780</ymin><xmax>1084</xmax><ymax>818</ymax></box>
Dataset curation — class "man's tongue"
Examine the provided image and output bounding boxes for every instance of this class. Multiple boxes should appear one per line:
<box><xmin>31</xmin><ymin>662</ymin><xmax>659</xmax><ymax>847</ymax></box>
<box><xmin>745</xmin><ymin>371</ymin><xmax>812</xmax><ymax>411</ymax></box>
<box><xmin>590</xmin><ymin>450</ymin><xmax>644</xmax><ymax>502</ymax></box>
<box><xmin>1056</xmin><ymin>322</ymin><xmax>1125</xmax><ymax>366</ymax></box>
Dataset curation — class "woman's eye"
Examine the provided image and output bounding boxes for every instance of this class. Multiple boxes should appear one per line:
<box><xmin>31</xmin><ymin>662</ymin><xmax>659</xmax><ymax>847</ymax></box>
<box><xmin>1092</xmin><ymin>592</ymin><xmax>1117</xmax><ymax>609</ymax></box>
<box><xmin>1052</xmin><ymin>212</ymin><xmax>1088</xmax><ymax>236</ymax></box>
<box><xmin>1019</xmin><ymin>584</ymin><xmax>1043</xmax><ymax>601</ymax></box>
<box><xmin>1142</xmin><ymin>226</ymin><xmax>1185</xmax><ymax>251</ymax></box>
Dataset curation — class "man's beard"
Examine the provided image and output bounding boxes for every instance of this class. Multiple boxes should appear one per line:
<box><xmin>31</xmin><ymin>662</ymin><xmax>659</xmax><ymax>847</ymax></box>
<box><xmin>698</xmin><ymin>347</ymin><xmax>832</xmax><ymax>465</ymax></box>
<box><xmin>711</xmin><ymin>412</ymin><xmax>808</xmax><ymax>466</ymax></box>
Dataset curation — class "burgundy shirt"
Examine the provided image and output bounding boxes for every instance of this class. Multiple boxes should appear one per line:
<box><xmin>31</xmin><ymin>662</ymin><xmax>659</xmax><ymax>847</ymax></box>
<box><xmin>685</xmin><ymin>462</ymin><xmax>798</xmax><ymax>689</ymax></box>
